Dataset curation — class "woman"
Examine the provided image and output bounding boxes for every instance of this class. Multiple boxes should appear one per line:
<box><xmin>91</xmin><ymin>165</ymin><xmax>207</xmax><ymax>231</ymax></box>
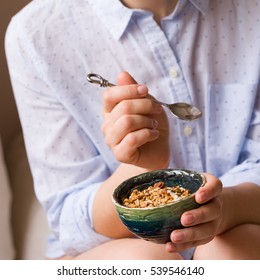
<box><xmin>5</xmin><ymin>0</ymin><xmax>260</xmax><ymax>259</ymax></box>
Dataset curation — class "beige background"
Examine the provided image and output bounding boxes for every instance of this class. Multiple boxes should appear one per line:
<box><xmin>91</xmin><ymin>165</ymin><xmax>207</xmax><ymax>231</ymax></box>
<box><xmin>0</xmin><ymin>1</ymin><xmax>31</xmax><ymax>149</ymax></box>
<box><xmin>0</xmin><ymin>1</ymin><xmax>50</xmax><ymax>259</ymax></box>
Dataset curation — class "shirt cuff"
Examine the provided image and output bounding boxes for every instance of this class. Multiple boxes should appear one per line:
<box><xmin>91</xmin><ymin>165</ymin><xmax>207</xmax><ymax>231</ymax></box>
<box><xmin>220</xmin><ymin>157</ymin><xmax>260</xmax><ymax>187</ymax></box>
<box><xmin>53</xmin><ymin>182</ymin><xmax>113</xmax><ymax>256</ymax></box>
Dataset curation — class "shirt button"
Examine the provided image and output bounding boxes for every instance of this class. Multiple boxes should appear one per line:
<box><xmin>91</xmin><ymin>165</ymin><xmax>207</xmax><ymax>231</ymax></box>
<box><xmin>169</xmin><ymin>68</ymin><xmax>179</xmax><ymax>79</ymax></box>
<box><xmin>184</xmin><ymin>126</ymin><xmax>193</xmax><ymax>137</ymax></box>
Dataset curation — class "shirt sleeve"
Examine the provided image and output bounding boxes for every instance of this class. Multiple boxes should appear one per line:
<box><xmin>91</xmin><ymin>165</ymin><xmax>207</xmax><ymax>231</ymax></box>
<box><xmin>220</xmin><ymin>93</ymin><xmax>260</xmax><ymax>187</ymax></box>
<box><xmin>5</xmin><ymin>16</ymin><xmax>113</xmax><ymax>256</ymax></box>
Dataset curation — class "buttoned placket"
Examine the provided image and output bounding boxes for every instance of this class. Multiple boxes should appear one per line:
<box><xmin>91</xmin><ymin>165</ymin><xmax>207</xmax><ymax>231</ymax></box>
<box><xmin>135</xmin><ymin>13</ymin><xmax>203</xmax><ymax>171</ymax></box>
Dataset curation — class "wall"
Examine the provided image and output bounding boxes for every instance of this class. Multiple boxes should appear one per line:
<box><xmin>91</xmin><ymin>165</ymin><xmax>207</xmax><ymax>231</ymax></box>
<box><xmin>0</xmin><ymin>1</ymin><xmax>31</xmax><ymax>150</ymax></box>
<box><xmin>0</xmin><ymin>2</ymin><xmax>50</xmax><ymax>260</ymax></box>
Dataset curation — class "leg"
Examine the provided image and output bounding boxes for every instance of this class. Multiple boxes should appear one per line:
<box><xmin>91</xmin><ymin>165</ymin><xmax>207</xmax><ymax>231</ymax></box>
<box><xmin>194</xmin><ymin>224</ymin><xmax>260</xmax><ymax>260</ymax></box>
<box><xmin>60</xmin><ymin>238</ymin><xmax>183</xmax><ymax>260</ymax></box>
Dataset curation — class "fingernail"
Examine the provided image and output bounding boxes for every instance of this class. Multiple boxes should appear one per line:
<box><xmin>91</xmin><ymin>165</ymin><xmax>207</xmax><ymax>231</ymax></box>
<box><xmin>150</xmin><ymin>129</ymin><xmax>160</xmax><ymax>138</ymax></box>
<box><xmin>197</xmin><ymin>191</ymin><xmax>208</xmax><ymax>203</ymax></box>
<box><xmin>137</xmin><ymin>85</ymin><xmax>148</xmax><ymax>95</ymax></box>
<box><xmin>172</xmin><ymin>232</ymin><xmax>184</xmax><ymax>242</ymax></box>
<box><xmin>152</xmin><ymin>119</ymin><xmax>158</xmax><ymax>128</ymax></box>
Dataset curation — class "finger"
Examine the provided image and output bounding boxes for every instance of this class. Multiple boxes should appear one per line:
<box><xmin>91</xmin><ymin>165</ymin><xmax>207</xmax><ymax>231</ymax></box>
<box><xmin>102</xmin><ymin>84</ymin><xmax>149</xmax><ymax>113</ymax></box>
<box><xmin>165</xmin><ymin>236</ymin><xmax>213</xmax><ymax>253</ymax></box>
<box><xmin>181</xmin><ymin>196</ymin><xmax>222</xmax><ymax>227</ymax></box>
<box><xmin>195</xmin><ymin>173</ymin><xmax>223</xmax><ymax>204</ymax></box>
<box><xmin>112</xmin><ymin>128</ymin><xmax>160</xmax><ymax>164</ymax></box>
<box><xmin>103</xmin><ymin>71</ymin><xmax>145</xmax><ymax>113</ymax></box>
<box><xmin>117</xmin><ymin>71</ymin><xmax>164</xmax><ymax>115</ymax></box>
<box><xmin>104</xmin><ymin>98</ymin><xmax>163</xmax><ymax>125</ymax></box>
<box><xmin>171</xmin><ymin>217</ymin><xmax>219</xmax><ymax>246</ymax></box>
<box><xmin>117</xmin><ymin>71</ymin><xmax>138</xmax><ymax>85</ymax></box>
<box><xmin>102</xmin><ymin>115</ymin><xmax>159</xmax><ymax>147</ymax></box>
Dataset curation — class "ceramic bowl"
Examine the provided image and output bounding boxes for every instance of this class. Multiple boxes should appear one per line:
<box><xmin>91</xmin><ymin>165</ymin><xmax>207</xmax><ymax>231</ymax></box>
<box><xmin>112</xmin><ymin>169</ymin><xmax>206</xmax><ymax>243</ymax></box>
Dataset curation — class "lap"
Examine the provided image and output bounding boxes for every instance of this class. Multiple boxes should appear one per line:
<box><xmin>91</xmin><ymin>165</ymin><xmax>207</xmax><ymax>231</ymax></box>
<box><xmin>54</xmin><ymin>224</ymin><xmax>260</xmax><ymax>260</ymax></box>
<box><xmin>194</xmin><ymin>224</ymin><xmax>260</xmax><ymax>260</ymax></box>
<box><xmin>57</xmin><ymin>238</ymin><xmax>183</xmax><ymax>260</ymax></box>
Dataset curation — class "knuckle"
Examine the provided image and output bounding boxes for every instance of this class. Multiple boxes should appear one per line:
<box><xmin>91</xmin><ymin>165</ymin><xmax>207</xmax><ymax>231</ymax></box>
<box><xmin>120</xmin><ymin>115</ymin><xmax>134</xmax><ymax>131</ymax></box>
<box><xmin>114</xmin><ymin>147</ymin><xmax>130</xmax><ymax>163</ymax></box>
<box><xmin>113</xmin><ymin>149</ymin><xmax>123</xmax><ymax>161</ymax></box>
<box><xmin>124</xmin><ymin>133</ymin><xmax>137</xmax><ymax>147</ymax></box>
<box><xmin>101</xmin><ymin>119</ymin><xmax>113</xmax><ymax>136</ymax></box>
<box><xmin>102</xmin><ymin>126</ymin><xmax>115</xmax><ymax>147</ymax></box>
<box><xmin>118</xmin><ymin>100</ymin><xmax>132</xmax><ymax>115</ymax></box>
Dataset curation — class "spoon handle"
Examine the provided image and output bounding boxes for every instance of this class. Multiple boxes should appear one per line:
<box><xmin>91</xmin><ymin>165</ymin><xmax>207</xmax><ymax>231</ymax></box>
<box><xmin>87</xmin><ymin>73</ymin><xmax>163</xmax><ymax>104</ymax></box>
<box><xmin>87</xmin><ymin>73</ymin><xmax>115</xmax><ymax>88</ymax></box>
<box><xmin>87</xmin><ymin>72</ymin><xmax>175</xmax><ymax>113</ymax></box>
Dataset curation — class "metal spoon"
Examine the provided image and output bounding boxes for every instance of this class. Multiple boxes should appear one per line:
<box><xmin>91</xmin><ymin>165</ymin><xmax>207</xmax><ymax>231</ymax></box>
<box><xmin>87</xmin><ymin>73</ymin><xmax>202</xmax><ymax>121</ymax></box>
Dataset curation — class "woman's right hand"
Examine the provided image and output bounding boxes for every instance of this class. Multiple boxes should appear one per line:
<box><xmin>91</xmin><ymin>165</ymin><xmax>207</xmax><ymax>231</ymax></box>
<box><xmin>101</xmin><ymin>71</ymin><xmax>170</xmax><ymax>170</ymax></box>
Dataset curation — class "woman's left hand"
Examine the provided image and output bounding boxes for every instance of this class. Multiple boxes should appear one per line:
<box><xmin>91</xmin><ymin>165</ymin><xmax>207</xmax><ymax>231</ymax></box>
<box><xmin>165</xmin><ymin>173</ymin><xmax>223</xmax><ymax>253</ymax></box>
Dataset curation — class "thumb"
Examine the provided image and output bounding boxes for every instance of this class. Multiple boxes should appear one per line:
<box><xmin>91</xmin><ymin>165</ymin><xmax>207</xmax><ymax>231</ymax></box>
<box><xmin>117</xmin><ymin>71</ymin><xmax>138</xmax><ymax>85</ymax></box>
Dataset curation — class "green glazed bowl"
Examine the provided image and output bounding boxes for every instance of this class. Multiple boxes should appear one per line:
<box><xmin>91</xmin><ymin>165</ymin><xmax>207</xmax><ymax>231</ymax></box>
<box><xmin>112</xmin><ymin>169</ymin><xmax>206</xmax><ymax>243</ymax></box>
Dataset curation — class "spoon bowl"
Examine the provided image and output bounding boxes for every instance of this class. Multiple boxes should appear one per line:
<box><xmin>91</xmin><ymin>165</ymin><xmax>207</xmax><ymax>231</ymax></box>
<box><xmin>87</xmin><ymin>73</ymin><xmax>202</xmax><ymax>121</ymax></box>
<box><xmin>157</xmin><ymin>101</ymin><xmax>202</xmax><ymax>120</ymax></box>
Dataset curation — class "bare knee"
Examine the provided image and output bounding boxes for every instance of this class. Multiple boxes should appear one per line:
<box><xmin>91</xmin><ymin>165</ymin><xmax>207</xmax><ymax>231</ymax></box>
<box><xmin>194</xmin><ymin>224</ymin><xmax>260</xmax><ymax>260</ymax></box>
<box><xmin>61</xmin><ymin>238</ymin><xmax>183</xmax><ymax>260</ymax></box>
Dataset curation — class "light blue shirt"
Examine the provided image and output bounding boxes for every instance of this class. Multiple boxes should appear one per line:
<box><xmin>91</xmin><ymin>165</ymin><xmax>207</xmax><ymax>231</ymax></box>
<box><xmin>5</xmin><ymin>0</ymin><xmax>260</xmax><ymax>258</ymax></box>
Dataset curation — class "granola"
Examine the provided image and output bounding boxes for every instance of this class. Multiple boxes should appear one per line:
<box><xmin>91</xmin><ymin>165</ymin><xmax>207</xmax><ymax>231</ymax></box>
<box><xmin>123</xmin><ymin>181</ymin><xmax>191</xmax><ymax>208</ymax></box>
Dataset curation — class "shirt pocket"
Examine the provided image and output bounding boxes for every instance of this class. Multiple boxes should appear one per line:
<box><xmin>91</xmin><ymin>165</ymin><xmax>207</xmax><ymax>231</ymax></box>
<box><xmin>205</xmin><ymin>83</ymin><xmax>258</xmax><ymax>176</ymax></box>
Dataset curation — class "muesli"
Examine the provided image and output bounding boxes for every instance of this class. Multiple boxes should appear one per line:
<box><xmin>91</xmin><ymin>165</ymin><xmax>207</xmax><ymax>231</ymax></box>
<box><xmin>123</xmin><ymin>181</ymin><xmax>191</xmax><ymax>208</ymax></box>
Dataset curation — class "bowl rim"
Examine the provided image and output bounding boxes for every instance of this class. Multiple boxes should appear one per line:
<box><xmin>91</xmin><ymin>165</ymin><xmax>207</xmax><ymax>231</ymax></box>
<box><xmin>112</xmin><ymin>168</ymin><xmax>206</xmax><ymax>211</ymax></box>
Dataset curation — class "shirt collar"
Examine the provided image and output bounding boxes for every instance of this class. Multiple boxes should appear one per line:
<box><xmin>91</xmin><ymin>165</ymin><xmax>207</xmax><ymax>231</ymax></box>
<box><xmin>88</xmin><ymin>0</ymin><xmax>133</xmax><ymax>41</ymax></box>
<box><xmin>189</xmin><ymin>0</ymin><xmax>209</xmax><ymax>15</ymax></box>
<box><xmin>88</xmin><ymin>0</ymin><xmax>209</xmax><ymax>40</ymax></box>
